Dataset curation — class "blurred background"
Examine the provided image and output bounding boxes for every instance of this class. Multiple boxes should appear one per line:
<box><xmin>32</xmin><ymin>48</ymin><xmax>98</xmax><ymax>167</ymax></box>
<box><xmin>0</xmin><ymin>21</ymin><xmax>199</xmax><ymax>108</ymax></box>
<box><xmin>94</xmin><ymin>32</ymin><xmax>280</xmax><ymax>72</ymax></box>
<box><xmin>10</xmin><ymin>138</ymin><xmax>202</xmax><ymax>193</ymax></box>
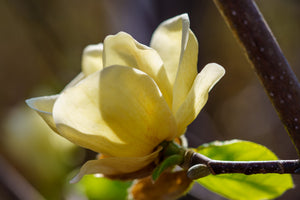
<box><xmin>0</xmin><ymin>0</ymin><xmax>300</xmax><ymax>199</ymax></box>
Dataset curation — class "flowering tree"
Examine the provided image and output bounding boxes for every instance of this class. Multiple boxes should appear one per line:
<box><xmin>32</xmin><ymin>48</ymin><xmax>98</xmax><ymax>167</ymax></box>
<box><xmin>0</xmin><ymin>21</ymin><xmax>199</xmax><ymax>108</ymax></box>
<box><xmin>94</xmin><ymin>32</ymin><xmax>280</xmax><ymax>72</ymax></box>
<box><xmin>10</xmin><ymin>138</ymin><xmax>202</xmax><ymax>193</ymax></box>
<box><xmin>26</xmin><ymin>1</ymin><xmax>300</xmax><ymax>199</ymax></box>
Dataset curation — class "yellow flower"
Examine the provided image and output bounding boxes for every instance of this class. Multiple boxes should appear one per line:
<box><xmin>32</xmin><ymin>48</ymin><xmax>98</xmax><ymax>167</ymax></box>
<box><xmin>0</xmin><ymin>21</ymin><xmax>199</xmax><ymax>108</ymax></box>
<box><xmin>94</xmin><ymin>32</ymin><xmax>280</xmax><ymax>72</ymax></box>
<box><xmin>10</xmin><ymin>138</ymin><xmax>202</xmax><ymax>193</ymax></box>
<box><xmin>26</xmin><ymin>14</ymin><xmax>225</xmax><ymax>182</ymax></box>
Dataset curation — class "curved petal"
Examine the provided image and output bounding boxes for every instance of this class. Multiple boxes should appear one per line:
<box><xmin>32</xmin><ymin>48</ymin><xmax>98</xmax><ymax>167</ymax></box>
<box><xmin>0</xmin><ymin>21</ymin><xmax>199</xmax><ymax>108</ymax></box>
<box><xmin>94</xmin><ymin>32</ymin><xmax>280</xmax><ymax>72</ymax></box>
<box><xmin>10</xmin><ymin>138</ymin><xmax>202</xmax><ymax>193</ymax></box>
<box><xmin>62</xmin><ymin>72</ymin><xmax>85</xmax><ymax>91</ymax></box>
<box><xmin>82</xmin><ymin>43</ymin><xmax>103</xmax><ymax>76</ymax></box>
<box><xmin>103</xmin><ymin>32</ymin><xmax>172</xmax><ymax>107</ymax></box>
<box><xmin>175</xmin><ymin>63</ymin><xmax>225</xmax><ymax>135</ymax></box>
<box><xmin>63</xmin><ymin>43</ymin><xmax>103</xmax><ymax>91</ymax></box>
<box><xmin>70</xmin><ymin>146</ymin><xmax>162</xmax><ymax>183</ymax></box>
<box><xmin>53</xmin><ymin>65</ymin><xmax>177</xmax><ymax>157</ymax></box>
<box><xmin>150</xmin><ymin>13</ymin><xmax>190</xmax><ymax>89</ymax></box>
<box><xmin>172</xmin><ymin>30</ymin><xmax>198</xmax><ymax>114</ymax></box>
<box><xmin>25</xmin><ymin>95</ymin><xmax>59</xmax><ymax>132</ymax></box>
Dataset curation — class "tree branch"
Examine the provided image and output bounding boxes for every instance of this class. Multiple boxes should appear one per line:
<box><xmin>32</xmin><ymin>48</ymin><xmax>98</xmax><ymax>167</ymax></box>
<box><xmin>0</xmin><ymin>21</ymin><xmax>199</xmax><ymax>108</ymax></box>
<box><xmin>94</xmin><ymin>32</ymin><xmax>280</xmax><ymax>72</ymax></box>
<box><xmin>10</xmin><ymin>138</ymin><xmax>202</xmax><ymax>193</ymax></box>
<box><xmin>186</xmin><ymin>151</ymin><xmax>300</xmax><ymax>179</ymax></box>
<box><xmin>212</xmin><ymin>0</ymin><xmax>300</xmax><ymax>157</ymax></box>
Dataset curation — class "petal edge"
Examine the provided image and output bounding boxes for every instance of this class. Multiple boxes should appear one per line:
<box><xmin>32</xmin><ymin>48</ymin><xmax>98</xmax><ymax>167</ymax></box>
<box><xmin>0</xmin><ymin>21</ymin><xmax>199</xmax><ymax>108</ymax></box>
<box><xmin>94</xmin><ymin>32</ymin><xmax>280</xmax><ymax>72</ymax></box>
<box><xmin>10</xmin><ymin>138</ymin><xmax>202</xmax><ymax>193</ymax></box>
<box><xmin>25</xmin><ymin>95</ymin><xmax>59</xmax><ymax>132</ymax></box>
<box><xmin>70</xmin><ymin>146</ymin><xmax>163</xmax><ymax>183</ymax></box>
<box><xmin>175</xmin><ymin>63</ymin><xmax>225</xmax><ymax>135</ymax></box>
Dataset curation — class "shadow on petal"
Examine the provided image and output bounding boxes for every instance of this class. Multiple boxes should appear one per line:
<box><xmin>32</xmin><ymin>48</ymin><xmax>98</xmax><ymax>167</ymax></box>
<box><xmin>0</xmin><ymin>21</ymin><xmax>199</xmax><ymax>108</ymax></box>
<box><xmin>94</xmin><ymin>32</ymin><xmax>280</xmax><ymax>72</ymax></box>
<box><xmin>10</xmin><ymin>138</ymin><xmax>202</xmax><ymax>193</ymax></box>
<box><xmin>25</xmin><ymin>95</ymin><xmax>59</xmax><ymax>132</ymax></box>
<box><xmin>175</xmin><ymin>63</ymin><xmax>225</xmax><ymax>135</ymax></box>
<box><xmin>98</xmin><ymin>65</ymin><xmax>177</xmax><ymax>156</ymax></box>
<box><xmin>70</xmin><ymin>146</ymin><xmax>163</xmax><ymax>183</ymax></box>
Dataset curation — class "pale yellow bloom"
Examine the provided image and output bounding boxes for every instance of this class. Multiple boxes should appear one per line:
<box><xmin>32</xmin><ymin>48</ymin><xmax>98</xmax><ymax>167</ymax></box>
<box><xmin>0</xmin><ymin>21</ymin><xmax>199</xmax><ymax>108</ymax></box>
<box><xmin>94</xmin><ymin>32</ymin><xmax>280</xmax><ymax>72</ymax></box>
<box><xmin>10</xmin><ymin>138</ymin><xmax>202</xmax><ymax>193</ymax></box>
<box><xmin>26</xmin><ymin>14</ymin><xmax>225</xmax><ymax>182</ymax></box>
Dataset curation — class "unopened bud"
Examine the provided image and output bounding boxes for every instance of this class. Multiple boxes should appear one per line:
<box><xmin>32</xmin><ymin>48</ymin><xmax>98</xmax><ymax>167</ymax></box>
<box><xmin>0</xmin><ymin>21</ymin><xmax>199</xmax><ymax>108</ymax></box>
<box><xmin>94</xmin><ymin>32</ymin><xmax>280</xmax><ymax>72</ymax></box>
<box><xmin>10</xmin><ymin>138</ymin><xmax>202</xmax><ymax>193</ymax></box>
<box><xmin>187</xmin><ymin>164</ymin><xmax>211</xmax><ymax>179</ymax></box>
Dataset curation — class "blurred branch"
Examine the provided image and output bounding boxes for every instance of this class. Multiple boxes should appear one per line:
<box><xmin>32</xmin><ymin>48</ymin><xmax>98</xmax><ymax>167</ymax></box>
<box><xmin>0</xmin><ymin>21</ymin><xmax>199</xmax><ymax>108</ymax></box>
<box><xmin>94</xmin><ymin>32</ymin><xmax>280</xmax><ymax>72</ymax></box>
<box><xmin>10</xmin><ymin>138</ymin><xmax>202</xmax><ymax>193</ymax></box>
<box><xmin>186</xmin><ymin>151</ymin><xmax>300</xmax><ymax>179</ymax></box>
<box><xmin>0</xmin><ymin>154</ymin><xmax>45</xmax><ymax>200</ymax></box>
<box><xmin>212</xmin><ymin>0</ymin><xmax>300</xmax><ymax>157</ymax></box>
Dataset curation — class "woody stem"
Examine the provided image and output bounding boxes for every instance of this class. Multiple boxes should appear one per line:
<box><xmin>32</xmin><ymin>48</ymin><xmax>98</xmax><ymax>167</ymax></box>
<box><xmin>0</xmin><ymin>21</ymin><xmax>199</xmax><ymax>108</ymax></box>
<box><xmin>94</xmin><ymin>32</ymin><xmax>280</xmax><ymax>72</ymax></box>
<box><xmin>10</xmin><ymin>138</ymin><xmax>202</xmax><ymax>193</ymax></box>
<box><xmin>212</xmin><ymin>0</ymin><xmax>300</xmax><ymax>157</ymax></box>
<box><xmin>186</xmin><ymin>151</ymin><xmax>300</xmax><ymax>179</ymax></box>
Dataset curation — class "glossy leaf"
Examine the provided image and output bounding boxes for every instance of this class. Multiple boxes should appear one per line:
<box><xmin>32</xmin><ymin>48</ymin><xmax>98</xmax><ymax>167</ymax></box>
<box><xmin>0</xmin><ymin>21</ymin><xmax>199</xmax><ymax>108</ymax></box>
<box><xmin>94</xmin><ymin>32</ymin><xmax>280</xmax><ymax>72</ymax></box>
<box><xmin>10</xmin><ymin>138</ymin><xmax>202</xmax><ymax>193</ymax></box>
<box><xmin>196</xmin><ymin>140</ymin><xmax>294</xmax><ymax>200</ymax></box>
<box><xmin>77</xmin><ymin>175</ymin><xmax>132</xmax><ymax>200</ymax></box>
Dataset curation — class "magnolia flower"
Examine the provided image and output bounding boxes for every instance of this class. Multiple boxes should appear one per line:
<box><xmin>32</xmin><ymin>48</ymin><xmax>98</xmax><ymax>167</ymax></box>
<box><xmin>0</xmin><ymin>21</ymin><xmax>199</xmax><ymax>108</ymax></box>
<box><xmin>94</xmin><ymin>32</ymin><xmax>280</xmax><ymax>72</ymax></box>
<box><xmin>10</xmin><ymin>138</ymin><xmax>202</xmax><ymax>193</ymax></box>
<box><xmin>26</xmin><ymin>14</ymin><xmax>225</xmax><ymax>182</ymax></box>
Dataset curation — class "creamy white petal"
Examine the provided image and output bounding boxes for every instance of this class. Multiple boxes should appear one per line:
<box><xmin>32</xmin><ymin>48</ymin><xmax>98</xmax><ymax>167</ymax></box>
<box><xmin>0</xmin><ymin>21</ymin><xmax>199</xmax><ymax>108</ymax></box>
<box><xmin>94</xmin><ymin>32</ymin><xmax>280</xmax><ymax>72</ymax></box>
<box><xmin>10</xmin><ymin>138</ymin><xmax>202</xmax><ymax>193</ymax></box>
<box><xmin>53</xmin><ymin>65</ymin><xmax>177</xmax><ymax>157</ymax></box>
<box><xmin>172</xmin><ymin>30</ymin><xmax>198</xmax><ymax>115</ymax></box>
<box><xmin>103</xmin><ymin>32</ymin><xmax>172</xmax><ymax>107</ymax></box>
<box><xmin>150</xmin><ymin>14</ymin><xmax>191</xmax><ymax>90</ymax></box>
<box><xmin>82</xmin><ymin>43</ymin><xmax>103</xmax><ymax>76</ymax></box>
<box><xmin>70</xmin><ymin>147</ymin><xmax>162</xmax><ymax>183</ymax></box>
<box><xmin>25</xmin><ymin>95</ymin><xmax>59</xmax><ymax>132</ymax></box>
<box><xmin>175</xmin><ymin>63</ymin><xmax>225</xmax><ymax>135</ymax></box>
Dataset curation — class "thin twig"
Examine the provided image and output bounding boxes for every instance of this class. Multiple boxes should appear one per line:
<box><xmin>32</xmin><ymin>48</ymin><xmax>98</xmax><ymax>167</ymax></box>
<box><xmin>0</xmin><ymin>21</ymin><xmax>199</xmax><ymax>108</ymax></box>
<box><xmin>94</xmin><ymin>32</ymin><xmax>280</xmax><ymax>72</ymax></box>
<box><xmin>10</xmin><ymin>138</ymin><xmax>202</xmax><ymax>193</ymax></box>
<box><xmin>187</xmin><ymin>151</ymin><xmax>300</xmax><ymax>179</ymax></box>
<box><xmin>213</xmin><ymin>0</ymin><xmax>300</xmax><ymax>157</ymax></box>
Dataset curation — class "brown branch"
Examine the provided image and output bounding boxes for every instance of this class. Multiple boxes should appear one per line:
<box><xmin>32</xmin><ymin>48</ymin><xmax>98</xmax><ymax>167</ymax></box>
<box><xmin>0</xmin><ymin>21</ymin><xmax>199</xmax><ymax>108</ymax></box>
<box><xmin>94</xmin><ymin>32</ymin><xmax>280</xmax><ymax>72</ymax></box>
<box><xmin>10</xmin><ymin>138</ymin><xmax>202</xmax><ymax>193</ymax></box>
<box><xmin>212</xmin><ymin>0</ymin><xmax>300</xmax><ymax>157</ymax></box>
<box><xmin>187</xmin><ymin>152</ymin><xmax>300</xmax><ymax>179</ymax></box>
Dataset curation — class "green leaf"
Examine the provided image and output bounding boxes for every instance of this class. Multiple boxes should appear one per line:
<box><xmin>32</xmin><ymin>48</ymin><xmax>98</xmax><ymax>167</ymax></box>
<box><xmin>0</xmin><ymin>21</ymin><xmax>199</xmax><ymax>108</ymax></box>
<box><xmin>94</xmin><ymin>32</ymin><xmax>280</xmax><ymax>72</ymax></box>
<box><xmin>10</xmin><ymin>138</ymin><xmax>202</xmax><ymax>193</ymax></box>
<box><xmin>152</xmin><ymin>154</ymin><xmax>183</xmax><ymax>181</ymax></box>
<box><xmin>76</xmin><ymin>175</ymin><xmax>132</xmax><ymax>200</ymax></box>
<box><xmin>195</xmin><ymin>140</ymin><xmax>294</xmax><ymax>200</ymax></box>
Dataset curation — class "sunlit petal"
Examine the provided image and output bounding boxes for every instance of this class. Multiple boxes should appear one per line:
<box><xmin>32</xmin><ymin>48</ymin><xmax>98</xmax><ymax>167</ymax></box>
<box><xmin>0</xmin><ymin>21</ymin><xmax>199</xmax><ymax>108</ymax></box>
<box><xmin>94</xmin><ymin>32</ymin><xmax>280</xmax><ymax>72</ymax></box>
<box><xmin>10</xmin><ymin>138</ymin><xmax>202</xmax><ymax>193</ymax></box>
<box><xmin>175</xmin><ymin>63</ymin><xmax>225</xmax><ymax>135</ymax></box>
<box><xmin>53</xmin><ymin>65</ymin><xmax>177</xmax><ymax>157</ymax></box>
<box><xmin>103</xmin><ymin>32</ymin><xmax>172</xmax><ymax>107</ymax></box>
<box><xmin>172</xmin><ymin>30</ymin><xmax>198</xmax><ymax>115</ymax></box>
<box><xmin>150</xmin><ymin>13</ymin><xmax>190</xmax><ymax>89</ymax></box>
<box><xmin>82</xmin><ymin>43</ymin><xmax>103</xmax><ymax>76</ymax></box>
<box><xmin>70</xmin><ymin>146</ymin><xmax>162</xmax><ymax>183</ymax></box>
<box><xmin>25</xmin><ymin>95</ymin><xmax>59</xmax><ymax>132</ymax></box>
